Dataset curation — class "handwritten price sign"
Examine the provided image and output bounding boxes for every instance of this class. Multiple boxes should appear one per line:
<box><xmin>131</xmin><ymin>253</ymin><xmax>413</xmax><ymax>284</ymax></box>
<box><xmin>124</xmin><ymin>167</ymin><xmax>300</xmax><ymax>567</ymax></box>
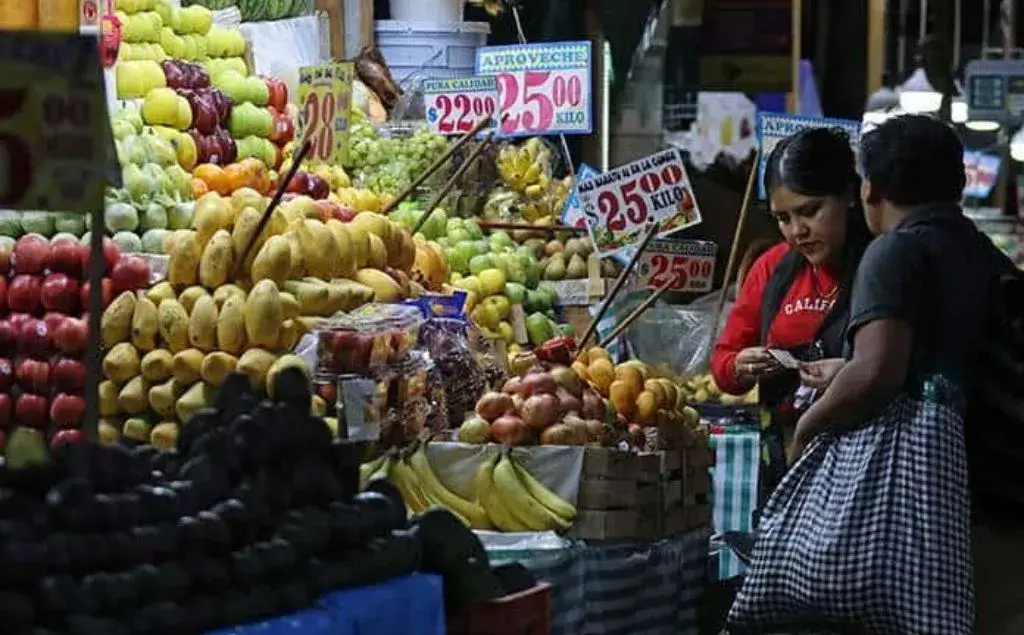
<box><xmin>0</xmin><ymin>32</ymin><xmax>111</xmax><ymax>213</ymax></box>
<box><xmin>636</xmin><ymin>240</ymin><xmax>718</xmax><ymax>293</ymax></box>
<box><xmin>577</xmin><ymin>149</ymin><xmax>702</xmax><ymax>257</ymax></box>
<box><xmin>963</xmin><ymin>150</ymin><xmax>1001</xmax><ymax>199</ymax></box>
<box><xmin>560</xmin><ymin>163</ymin><xmax>600</xmax><ymax>228</ymax></box>
<box><xmin>423</xmin><ymin>76</ymin><xmax>498</xmax><ymax>135</ymax></box>
<box><xmin>476</xmin><ymin>41</ymin><xmax>592</xmax><ymax>137</ymax></box>
<box><xmin>298</xmin><ymin>61</ymin><xmax>354</xmax><ymax>165</ymax></box>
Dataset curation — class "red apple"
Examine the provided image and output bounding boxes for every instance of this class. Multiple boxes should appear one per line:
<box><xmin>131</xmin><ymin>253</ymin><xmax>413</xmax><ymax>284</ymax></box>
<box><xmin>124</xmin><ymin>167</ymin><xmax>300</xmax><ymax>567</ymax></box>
<box><xmin>0</xmin><ymin>321</ymin><xmax>14</xmax><ymax>355</ymax></box>
<box><xmin>50</xmin><ymin>393</ymin><xmax>86</xmax><ymax>427</ymax></box>
<box><xmin>210</xmin><ymin>88</ymin><xmax>231</xmax><ymax>124</ymax></box>
<box><xmin>269</xmin><ymin>112</ymin><xmax>295</xmax><ymax>144</ymax></box>
<box><xmin>305</xmin><ymin>174</ymin><xmax>331</xmax><ymax>200</ymax></box>
<box><xmin>51</xmin><ymin>428</ymin><xmax>85</xmax><ymax>446</ymax></box>
<box><xmin>47</xmin><ymin>238</ymin><xmax>83</xmax><ymax>277</ymax></box>
<box><xmin>53</xmin><ymin>317</ymin><xmax>88</xmax><ymax>355</ymax></box>
<box><xmin>12</xmin><ymin>234</ymin><xmax>50</xmax><ymax>274</ymax></box>
<box><xmin>80</xmin><ymin>236</ymin><xmax>120</xmax><ymax>274</ymax></box>
<box><xmin>40</xmin><ymin>273</ymin><xmax>80</xmax><ymax>314</ymax></box>
<box><xmin>0</xmin><ymin>244</ymin><xmax>10</xmax><ymax>275</ymax></box>
<box><xmin>213</xmin><ymin>128</ymin><xmax>237</xmax><ymax>164</ymax></box>
<box><xmin>111</xmin><ymin>255</ymin><xmax>151</xmax><ymax>293</ymax></box>
<box><xmin>0</xmin><ymin>358</ymin><xmax>12</xmax><ymax>392</ymax></box>
<box><xmin>42</xmin><ymin>312</ymin><xmax>66</xmax><ymax>337</ymax></box>
<box><xmin>7</xmin><ymin>274</ymin><xmax>42</xmax><ymax>313</ymax></box>
<box><xmin>15</xmin><ymin>393</ymin><xmax>48</xmax><ymax>427</ymax></box>
<box><xmin>162</xmin><ymin>59</ymin><xmax>187</xmax><ymax>89</ymax></box>
<box><xmin>0</xmin><ymin>394</ymin><xmax>11</xmax><ymax>428</ymax></box>
<box><xmin>286</xmin><ymin>172</ymin><xmax>310</xmax><ymax>194</ymax></box>
<box><xmin>325</xmin><ymin>202</ymin><xmax>357</xmax><ymax>223</ymax></box>
<box><xmin>52</xmin><ymin>358</ymin><xmax>87</xmax><ymax>393</ymax></box>
<box><xmin>188</xmin><ymin>90</ymin><xmax>219</xmax><ymax>135</ymax></box>
<box><xmin>15</xmin><ymin>358</ymin><xmax>49</xmax><ymax>393</ymax></box>
<box><xmin>16</xmin><ymin>318</ymin><xmax>50</xmax><ymax>357</ymax></box>
<box><xmin>79</xmin><ymin>278</ymin><xmax>114</xmax><ymax>310</ymax></box>
<box><xmin>0</xmin><ymin>277</ymin><xmax>7</xmax><ymax>314</ymax></box>
<box><xmin>264</xmin><ymin>76</ymin><xmax>288</xmax><ymax>112</ymax></box>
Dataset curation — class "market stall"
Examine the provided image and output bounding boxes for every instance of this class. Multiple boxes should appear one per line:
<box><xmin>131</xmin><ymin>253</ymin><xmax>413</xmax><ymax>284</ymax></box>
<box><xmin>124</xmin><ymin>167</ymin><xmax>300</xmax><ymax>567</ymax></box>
<box><xmin>0</xmin><ymin>2</ymin><xmax>728</xmax><ymax>634</ymax></box>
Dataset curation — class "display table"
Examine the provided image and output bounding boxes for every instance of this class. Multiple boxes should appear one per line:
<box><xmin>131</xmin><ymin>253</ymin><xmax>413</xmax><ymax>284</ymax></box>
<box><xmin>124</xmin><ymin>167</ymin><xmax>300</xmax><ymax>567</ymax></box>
<box><xmin>491</xmin><ymin>529</ymin><xmax>709</xmax><ymax>635</ymax></box>
<box><xmin>209</xmin><ymin>574</ymin><xmax>445</xmax><ymax>635</ymax></box>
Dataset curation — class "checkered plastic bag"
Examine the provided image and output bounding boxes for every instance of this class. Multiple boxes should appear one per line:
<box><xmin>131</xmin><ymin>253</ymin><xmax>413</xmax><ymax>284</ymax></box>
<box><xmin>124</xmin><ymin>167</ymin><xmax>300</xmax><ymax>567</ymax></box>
<box><xmin>726</xmin><ymin>386</ymin><xmax>974</xmax><ymax>634</ymax></box>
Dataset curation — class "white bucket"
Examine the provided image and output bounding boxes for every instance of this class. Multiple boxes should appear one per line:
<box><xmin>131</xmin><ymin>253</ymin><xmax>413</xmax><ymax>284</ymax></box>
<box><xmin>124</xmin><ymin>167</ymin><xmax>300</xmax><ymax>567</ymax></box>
<box><xmin>388</xmin><ymin>0</ymin><xmax>463</xmax><ymax>23</ymax></box>
<box><xmin>375</xmin><ymin>20</ymin><xmax>490</xmax><ymax>83</ymax></box>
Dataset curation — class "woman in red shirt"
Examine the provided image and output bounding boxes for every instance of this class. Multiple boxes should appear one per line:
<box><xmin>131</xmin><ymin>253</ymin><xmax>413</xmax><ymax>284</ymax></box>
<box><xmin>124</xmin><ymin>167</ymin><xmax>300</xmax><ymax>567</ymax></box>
<box><xmin>711</xmin><ymin>127</ymin><xmax>872</xmax><ymax>488</ymax></box>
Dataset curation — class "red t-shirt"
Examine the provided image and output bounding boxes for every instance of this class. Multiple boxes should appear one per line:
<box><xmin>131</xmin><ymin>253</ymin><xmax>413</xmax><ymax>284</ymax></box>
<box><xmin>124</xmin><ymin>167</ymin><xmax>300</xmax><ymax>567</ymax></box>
<box><xmin>711</xmin><ymin>242</ymin><xmax>840</xmax><ymax>394</ymax></box>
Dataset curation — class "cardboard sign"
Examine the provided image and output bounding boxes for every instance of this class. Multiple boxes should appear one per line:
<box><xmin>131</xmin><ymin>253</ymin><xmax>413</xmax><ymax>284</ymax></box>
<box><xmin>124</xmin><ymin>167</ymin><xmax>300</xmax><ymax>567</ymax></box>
<box><xmin>0</xmin><ymin>32</ymin><xmax>111</xmax><ymax>213</ymax></box>
<box><xmin>423</xmin><ymin>76</ymin><xmax>498</xmax><ymax>136</ymax></box>
<box><xmin>297</xmin><ymin>61</ymin><xmax>354</xmax><ymax>165</ymax></box>
<box><xmin>755</xmin><ymin>112</ymin><xmax>861</xmax><ymax>199</ymax></box>
<box><xmin>476</xmin><ymin>41</ymin><xmax>592</xmax><ymax>137</ymax></box>
<box><xmin>635</xmin><ymin>239</ymin><xmax>717</xmax><ymax>293</ymax></box>
<box><xmin>577</xmin><ymin>148</ymin><xmax>702</xmax><ymax>257</ymax></box>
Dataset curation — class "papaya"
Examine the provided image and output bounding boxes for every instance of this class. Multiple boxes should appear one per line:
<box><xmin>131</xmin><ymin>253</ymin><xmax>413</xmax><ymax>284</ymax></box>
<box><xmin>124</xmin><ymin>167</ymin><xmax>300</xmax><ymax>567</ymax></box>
<box><xmin>102</xmin><ymin>343</ymin><xmax>140</xmax><ymax>384</ymax></box>
<box><xmin>140</xmin><ymin>349</ymin><xmax>174</xmax><ymax>382</ymax></box>
<box><xmin>243</xmin><ymin>280</ymin><xmax>283</xmax><ymax>349</ymax></box>
<box><xmin>188</xmin><ymin>295</ymin><xmax>218</xmax><ymax>352</ymax></box>
<box><xmin>101</xmin><ymin>291</ymin><xmax>136</xmax><ymax>348</ymax></box>
<box><xmin>130</xmin><ymin>294</ymin><xmax>159</xmax><ymax>351</ymax></box>
<box><xmin>157</xmin><ymin>299</ymin><xmax>190</xmax><ymax>353</ymax></box>
<box><xmin>217</xmin><ymin>295</ymin><xmax>246</xmax><ymax>355</ymax></box>
<box><xmin>200</xmin><ymin>352</ymin><xmax>238</xmax><ymax>386</ymax></box>
<box><xmin>177</xmin><ymin>286</ymin><xmax>208</xmax><ymax>314</ymax></box>
<box><xmin>117</xmin><ymin>377</ymin><xmax>149</xmax><ymax>416</ymax></box>
<box><xmin>199</xmin><ymin>229</ymin><xmax>234</xmax><ymax>289</ymax></box>
<box><xmin>167</xmin><ymin>230</ymin><xmax>201</xmax><ymax>286</ymax></box>
<box><xmin>237</xmin><ymin>348</ymin><xmax>277</xmax><ymax>390</ymax></box>
<box><xmin>171</xmin><ymin>348</ymin><xmax>205</xmax><ymax>384</ymax></box>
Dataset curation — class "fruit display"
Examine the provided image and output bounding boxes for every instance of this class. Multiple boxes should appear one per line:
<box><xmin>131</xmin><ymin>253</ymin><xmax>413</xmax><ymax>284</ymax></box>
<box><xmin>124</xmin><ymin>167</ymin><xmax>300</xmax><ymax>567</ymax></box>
<box><xmin>314</xmin><ymin>304</ymin><xmax>423</xmax><ymax>374</ymax></box>
<box><xmin>360</xmin><ymin>443</ymin><xmax>578</xmax><ymax>533</ymax></box>
<box><xmin>483</xmin><ymin>138</ymin><xmax>573</xmax><ymax>225</ymax></box>
<box><xmin>0</xmin><ymin>234</ymin><xmax>150</xmax><ymax>449</ymax></box>
<box><xmin>0</xmin><ymin>366</ymin><xmax>436</xmax><ymax>634</ymax></box>
<box><xmin>677</xmin><ymin>372</ymin><xmax>758</xmax><ymax>406</ymax></box>
<box><xmin>343</xmin><ymin>115</ymin><xmax>450</xmax><ymax>197</ymax></box>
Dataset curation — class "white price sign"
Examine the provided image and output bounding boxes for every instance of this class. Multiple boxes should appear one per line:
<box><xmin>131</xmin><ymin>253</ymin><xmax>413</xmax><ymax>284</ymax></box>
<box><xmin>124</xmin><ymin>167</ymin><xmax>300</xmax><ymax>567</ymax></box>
<box><xmin>422</xmin><ymin>76</ymin><xmax>499</xmax><ymax>136</ymax></box>
<box><xmin>577</xmin><ymin>148</ymin><xmax>702</xmax><ymax>257</ymax></box>
<box><xmin>636</xmin><ymin>239</ymin><xmax>717</xmax><ymax>293</ymax></box>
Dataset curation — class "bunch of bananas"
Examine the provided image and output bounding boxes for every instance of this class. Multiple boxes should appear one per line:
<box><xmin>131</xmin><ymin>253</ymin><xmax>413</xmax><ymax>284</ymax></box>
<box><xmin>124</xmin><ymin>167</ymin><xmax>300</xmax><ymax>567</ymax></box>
<box><xmin>497</xmin><ymin>138</ymin><xmax>552</xmax><ymax>195</ymax></box>
<box><xmin>519</xmin><ymin>175</ymin><xmax>574</xmax><ymax>222</ymax></box>
<box><xmin>475</xmin><ymin>452</ymin><xmax>577</xmax><ymax>532</ymax></box>
<box><xmin>360</xmin><ymin>443</ymin><xmax>493</xmax><ymax>529</ymax></box>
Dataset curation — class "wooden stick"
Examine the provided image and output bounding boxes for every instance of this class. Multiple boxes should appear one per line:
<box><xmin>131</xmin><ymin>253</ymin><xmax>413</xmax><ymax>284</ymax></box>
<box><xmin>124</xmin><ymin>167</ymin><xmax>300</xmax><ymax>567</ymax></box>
<box><xmin>232</xmin><ymin>139</ymin><xmax>313</xmax><ymax>279</ymax></box>
<box><xmin>574</xmin><ymin>222</ymin><xmax>660</xmax><ymax>356</ymax></box>
<box><xmin>478</xmin><ymin>221</ymin><xmax>588</xmax><ymax>234</ymax></box>
<box><xmin>411</xmin><ymin>130</ymin><xmax>498</xmax><ymax>235</ymax></box>
<box><xmin>597</xmin><ymin>280</ymin><xmax>673</xmax><ymax>348</ymax></box>
<box><xmin>708</xmin><ymin>151</ymin><xmax>760</xmax><ymax>352</ymax></box>
<box><xmin>380</xmin><ymin>115</ymin><xmax>496</xmax><ymax>215</ymax></box>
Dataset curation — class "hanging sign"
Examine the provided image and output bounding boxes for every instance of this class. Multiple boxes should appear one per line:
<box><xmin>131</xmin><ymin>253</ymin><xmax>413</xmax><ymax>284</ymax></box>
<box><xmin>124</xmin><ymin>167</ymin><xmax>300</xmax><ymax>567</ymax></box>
<box><xmin>963</xmin><ymin>150</ymin><xmax>1001</xmax><ymax>200</ymax></box>
<box><xmin>755</xmin><ymin>112</ymin><xmax>861</xmax><ymax>199</ymax></box>
<box><xmin>423</xmin><ymin>76</ymin><xmax>499</xmax><ymax>135</ymax></box>
<box><xmin>577</xmin><ymin>148</ymin><xmax>702</xmax><ymax>257</ymax></box>
<box><xmin>560</xmin><ymin>163</ymin><xmax>600</xmax><ymax>228</ymax></box>
<box><xmin>297</xmin><ymin>61</ymin><xmax>354</xmax><ymax>165</ymax></box>
<box><xmin>0</xmin><ymin>32</ymin><xmax>111</xmax><ymax>213</ymax></box>
<box><xmin>635</xmin><ymin>239</ymin><xmax>718</xmax><ymax>293</ymax></box>
<box><xmin>476</xmin><ymin>41</ymin><xmax>592</xmax><ymax>138</ymax></box>
<box><xmin>964</xmin><ymin>58</ymin><xmax>1024</xmax><ymax>122</ymax></box>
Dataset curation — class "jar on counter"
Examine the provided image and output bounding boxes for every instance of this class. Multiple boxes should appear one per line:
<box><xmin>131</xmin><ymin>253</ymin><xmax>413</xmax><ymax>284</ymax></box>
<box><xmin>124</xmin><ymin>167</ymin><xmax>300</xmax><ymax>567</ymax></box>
<box><xmin>38</xmin><ymin>0</ymin><xmax>79</xmax><ymax>31</ymax></box>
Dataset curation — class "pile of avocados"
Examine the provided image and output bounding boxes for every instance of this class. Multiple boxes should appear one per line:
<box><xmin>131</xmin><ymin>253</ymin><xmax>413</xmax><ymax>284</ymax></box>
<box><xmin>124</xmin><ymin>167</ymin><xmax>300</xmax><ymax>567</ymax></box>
<box><xmin>0</xmin><ymin>367</ymin><xmax>517</xmax><ymax>635</ymax></box>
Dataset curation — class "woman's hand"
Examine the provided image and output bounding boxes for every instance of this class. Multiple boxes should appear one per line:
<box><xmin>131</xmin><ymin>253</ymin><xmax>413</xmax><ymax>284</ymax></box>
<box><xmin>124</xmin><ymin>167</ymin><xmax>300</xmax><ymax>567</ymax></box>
<box><xmin>798</xmin><ymin>358</ymin><xmax>846</xmax><ymax>391</ymax></box>
<box><xmin>732</xmin><ymin>347</ymin><xmax>781</xmax><ymax>383</ymax></box>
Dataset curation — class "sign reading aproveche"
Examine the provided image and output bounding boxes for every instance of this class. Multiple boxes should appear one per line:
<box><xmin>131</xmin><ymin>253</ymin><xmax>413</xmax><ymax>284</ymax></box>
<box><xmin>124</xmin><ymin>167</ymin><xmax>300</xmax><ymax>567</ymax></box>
<box><xmin>755</xmin><ymin>113</ymin><xmax>861</xmax><ymax>199</ymax></box>
<box><xmin>965</xmin><ymin>58</ymin><xmax>1024</xmax><ymax>121</ymax></box>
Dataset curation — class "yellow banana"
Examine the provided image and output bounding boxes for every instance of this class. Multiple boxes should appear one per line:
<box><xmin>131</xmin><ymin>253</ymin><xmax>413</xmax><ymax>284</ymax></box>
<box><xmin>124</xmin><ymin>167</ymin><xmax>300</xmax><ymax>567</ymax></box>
<box><xmin>359</xmin><ymin>454</ymin><xmax>388</xmax><ymax>489</ymax></box>
<box><xmin>476</xmin><ymin>454</ymin><xmax>530</xmax><ymax>531</ymax></box>
<box><xmin>509</xmin><ymin>455</ymin><xmax>577</xmax><ymax>522</ymax></box>
<box><xmin>493</xmin><ymin>453</ymin><xmax>571</xmax><ymax>532</ymax></box>
<box><xmin>408</xmin><ymin>444</ymin><xmax>492</xmax><ymax>530</ymax></box>
<box><xmin>388</xmin><ymin>456</ymin><xmax>431</xmax><ymax>513</ymax></box>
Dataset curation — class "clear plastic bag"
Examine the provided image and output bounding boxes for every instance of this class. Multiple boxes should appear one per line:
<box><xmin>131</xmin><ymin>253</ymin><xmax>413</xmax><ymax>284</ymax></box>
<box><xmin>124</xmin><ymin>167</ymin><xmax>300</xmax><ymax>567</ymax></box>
<box><xmin>418</xmin><ymin>318</ymin><xmax>489</xmax><ymax>427</ymax></box>
<box><xmin>624</xmin><ymin>304</ymin><xmax>717</xmax><ymax>378</ymax></box>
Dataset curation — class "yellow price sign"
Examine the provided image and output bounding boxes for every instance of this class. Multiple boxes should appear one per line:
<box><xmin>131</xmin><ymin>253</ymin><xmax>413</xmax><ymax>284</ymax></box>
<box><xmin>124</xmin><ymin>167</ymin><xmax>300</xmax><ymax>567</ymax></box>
<box><xmin>297</xmin><ymin>61</ymin><xmax>354</xmax><ymax>166</ymax></box>
<box><xmin>0</xmin><ymin>31</ymin><xmax>112</xmax><ymax>214</ymax></box>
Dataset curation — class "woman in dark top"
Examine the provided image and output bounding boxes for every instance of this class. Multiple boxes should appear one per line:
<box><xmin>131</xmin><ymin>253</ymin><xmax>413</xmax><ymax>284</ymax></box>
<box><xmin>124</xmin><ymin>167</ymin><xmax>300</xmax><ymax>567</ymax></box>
<box><xmin>727</xmin><ymin>115</ymin><xmax>995</xmax><ymax>634</ymax></box>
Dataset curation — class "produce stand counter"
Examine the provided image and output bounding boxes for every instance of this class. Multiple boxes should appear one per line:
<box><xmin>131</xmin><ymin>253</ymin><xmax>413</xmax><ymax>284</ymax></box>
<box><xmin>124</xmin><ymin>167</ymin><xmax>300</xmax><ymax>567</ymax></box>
<box><xmin>208</xmin><ymin>574</ymin><xmax>445</xmax><ymax>635</ymax></box>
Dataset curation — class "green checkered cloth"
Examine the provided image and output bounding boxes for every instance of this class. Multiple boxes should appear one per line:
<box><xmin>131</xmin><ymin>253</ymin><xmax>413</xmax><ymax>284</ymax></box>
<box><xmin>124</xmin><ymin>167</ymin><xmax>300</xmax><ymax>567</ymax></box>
<box><xmin>709</xmin><ymin>428</ymin><xmax>761</xmax><ymax>580</ymax></box>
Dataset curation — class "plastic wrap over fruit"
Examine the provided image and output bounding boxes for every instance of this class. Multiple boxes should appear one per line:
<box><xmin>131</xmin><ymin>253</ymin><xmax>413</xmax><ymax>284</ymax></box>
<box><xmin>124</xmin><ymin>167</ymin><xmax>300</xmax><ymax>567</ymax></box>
<box><xmin>418</xmin><ymin>317</ymin><xmax>488</xmax><ymax>428</ymax></box>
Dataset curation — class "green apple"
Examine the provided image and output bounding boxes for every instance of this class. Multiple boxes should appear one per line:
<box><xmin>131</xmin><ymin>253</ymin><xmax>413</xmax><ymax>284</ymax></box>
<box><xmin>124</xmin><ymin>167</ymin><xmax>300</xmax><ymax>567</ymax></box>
<box><xmin>446</xmin><ymin>217</ymin><xmax>464</xmax><ymax>235</ymax></box>
<box><xmin>490</xmin><ymin>230</ymin><xmax>514</xmax><ymax>249</ymax></box>
<box><xmin>504</xmin><ymin>282</ymin><xmax>526</xmax><ymax>304</ymax></box>
<box><xmin>468</xmin><ymin>254</ymin><xmax>494</xmax><ymax>276</ymax></box>
<box><xmin>464</xmin><ymin>218</ymin><xmax>484</xmax><ymax>240</ymax></box>
<box><xmin>447</xmin><ymin>228</ymin><xmax>471</xmax><ymax>244</ymax></box>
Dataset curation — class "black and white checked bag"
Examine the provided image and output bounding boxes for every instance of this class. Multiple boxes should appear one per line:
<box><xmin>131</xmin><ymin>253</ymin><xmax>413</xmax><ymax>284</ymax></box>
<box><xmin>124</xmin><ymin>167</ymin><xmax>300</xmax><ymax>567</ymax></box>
<box><xmin>725</xmin><ymin>391</ymin><xmax>974</xmax><ymax>635</ymax></box>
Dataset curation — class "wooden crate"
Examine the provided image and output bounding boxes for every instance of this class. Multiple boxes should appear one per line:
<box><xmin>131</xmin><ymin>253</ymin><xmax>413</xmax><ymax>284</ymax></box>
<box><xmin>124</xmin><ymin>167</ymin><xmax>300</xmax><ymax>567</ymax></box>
<box><xmin>682</xmin><ymin>444</ymin><xmax>712</xmax><ymax>530</ymax></box>
<box><xmin>570</xmin><ymin>447</ymin><xmax>694</xmax><ymax>541</ymax></box>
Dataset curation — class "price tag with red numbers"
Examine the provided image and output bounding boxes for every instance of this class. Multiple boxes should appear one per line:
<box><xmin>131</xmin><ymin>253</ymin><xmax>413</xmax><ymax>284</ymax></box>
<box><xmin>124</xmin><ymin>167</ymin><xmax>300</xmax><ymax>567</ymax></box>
<box><xmin>577</xmin><ymin>148</ymin><xmax>702</xmax><ymax>257</ymax></box>
<box><xmin>297</xmin><ymin>61</ymin><xmax>354</xmax><ymax>165</ymax></box>
<box><xmin>0</xmin><ymin>32</ymin><xmax>111</xmax><ymax>213</ymax></box>
<box><xmin>423</xmin><ymin>76</ymin><xmax>499</xmax><ymax>135</ymax></box>
<box><xmin>476</xmin><ymin>41</ymin><xmax>592</xmax><ymax>137</ymax></box>
<box><xmin>636</xmin><ymin>239</ymin><xmax>718</xmax><ymax>293</ymax></box>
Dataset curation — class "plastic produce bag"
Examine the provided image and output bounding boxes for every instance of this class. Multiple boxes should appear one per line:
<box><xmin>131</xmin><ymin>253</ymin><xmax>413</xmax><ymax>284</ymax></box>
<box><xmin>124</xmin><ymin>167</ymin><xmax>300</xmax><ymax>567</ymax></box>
<box><xmin>624</xmin><ymin>303</ymin><xmax>717</xmax><ymax>377</ymax></box>
<box><xmin>418</xmin><ymin>317</ymin><xmax>489</xmax><ymax>427</ymax></box>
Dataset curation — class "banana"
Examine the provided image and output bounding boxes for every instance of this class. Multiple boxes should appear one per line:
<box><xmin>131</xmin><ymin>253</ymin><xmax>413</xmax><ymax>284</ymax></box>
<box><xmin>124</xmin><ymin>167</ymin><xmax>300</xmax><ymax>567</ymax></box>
<box><xmin>388</xmin><ymin>456</ymin><xmax>431</xmax><ymax>513</ymax></box>
<box><xmin>476</xmin><ymin>454</ymin><xmax>531</xmax><ymax>531</ymax></box>
<box><xmin>509</xmin><ymin>455</ymin><xmax>577</xmax><ymax>523</ymax></box>
<box><xmin>493</xmin><ymin>453</ymin><xmax>571</xmax><ymax>532</ymax></box>
<box><xmin>359</xmin><ymin>454</ymin><xmax>388</xmax><ymax>489</ymax></box>
<box><xmin>408</xmin><ymin>444</ymin><xmax>492</xmax><ymax>530</ymax></box>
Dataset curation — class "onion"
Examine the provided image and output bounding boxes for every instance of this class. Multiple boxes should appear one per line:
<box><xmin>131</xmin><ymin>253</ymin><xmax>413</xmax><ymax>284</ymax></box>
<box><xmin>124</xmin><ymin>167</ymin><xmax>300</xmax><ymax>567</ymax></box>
<box><xmin>540</xmin><ymin>423</ymin><xmax>575</xmax><ymax>445</ymax></box>
<box><xmin>555</xmin><ymin>387</ymin><xmax>582</xmax><ymax>417</ymax></box>
<box><xmin>491</xmin><ymin>415</ymin><xmax>528</xmax><ymax>445</ymax></box>
<box><xmin>521</xmin><ymin>393</ymin><xmax>560</xmax><ymax>430</ymax></box>
<box><xmin>475</xmin><ymin>392</ymin><xmax>515</xmax><ymax>422</ymax></box>
<box><xmin>522</xmin><ymin>372</ymin><xmax>558</xmax><ymax>396</ymax></box>
<box><xmin>550</xmin><ymin>365</ymin><xmax>583</xmax><ymax>397</ymax></box>
<box><xmin>581</xmin><ymin>388</ymin><xmax>605</xmax><ymax>420</ymax></box>
<box><xmin>502</xmin><ymin>376</ymin><xmax>525</xmax><ymax>395</ymax></box>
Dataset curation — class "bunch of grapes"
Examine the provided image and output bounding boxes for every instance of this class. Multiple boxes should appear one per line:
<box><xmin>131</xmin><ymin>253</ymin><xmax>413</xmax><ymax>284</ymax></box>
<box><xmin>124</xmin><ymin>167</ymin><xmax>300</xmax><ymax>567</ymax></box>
<box><xmin>345</xmin><ymin>122</ymin><xmax>450</xmax><ymax>196</ymax></box>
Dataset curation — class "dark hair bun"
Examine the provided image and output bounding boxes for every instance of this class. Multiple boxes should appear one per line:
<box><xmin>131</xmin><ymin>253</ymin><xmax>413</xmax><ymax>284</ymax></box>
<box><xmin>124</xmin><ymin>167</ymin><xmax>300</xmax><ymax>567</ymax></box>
<box><xmin>766</xmin><ymin>126</ymin><xmax>857</xmax><ymax>198</ymax></box>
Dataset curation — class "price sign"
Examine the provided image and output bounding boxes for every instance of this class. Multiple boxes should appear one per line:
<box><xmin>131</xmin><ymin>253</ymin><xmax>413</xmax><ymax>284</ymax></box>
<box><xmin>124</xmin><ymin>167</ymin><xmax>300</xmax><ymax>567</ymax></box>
<box><xmin>423</xmin><ymin>76</ymin><xmax>498</xmax><ymax>135</ymax></box>
<box><xmin>756</xmin><ymin>112</ymin><xmax>861</xmax><ymax>199</ymax></box>
<box><xmin>297</xmin><ymin>61</ymin><xmax>354</xmax><ymax>165</ymax></box>
<box><xmin>636</xmin><ymin>239</ymin><xmax>718</xmax><ymax>293</ymax></box>
<box><xmin>559</xmin><ymin>163</ymin><xmax>600</xmax><ymax>228</ymax></box>
<box><xmin>577</xmin><ymin>149</ymin><xmax>702</xmax><ymax>257</ymax></box>
<box><xmin>963</xmin><ymin>150</ymin><xmax>1002</xmax><ymax>199</ymax></box>
<box><xmin>0</xmin><ymin>32</ymin><xmax>111</xmax><ymax>213</ymax></box>
<box><xmin>476</xmin><ymin>41</ymin><xmax>592</xmax><ymax>137</ymax></box>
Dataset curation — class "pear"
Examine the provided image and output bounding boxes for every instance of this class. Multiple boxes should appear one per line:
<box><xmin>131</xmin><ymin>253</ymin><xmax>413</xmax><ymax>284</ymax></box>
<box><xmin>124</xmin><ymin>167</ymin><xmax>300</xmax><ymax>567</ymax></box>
<box><xmin>564</xmin><ymin>238</ymin><xmax>586</xmax><ymax>259</ymax></box>
<box><xmin>544</xmin><ymin>240</ymin><xmax>565</xmax><ymax>256</ymax></box>
<box><xmin>543</xmin><ymin>253</ymin><xmax>567</xmax><ymax>281</ymax></box>
<box><xmin>567</xmin><ymin>253</ymin><xmax>588</xmax><ymax>279</ymax></box>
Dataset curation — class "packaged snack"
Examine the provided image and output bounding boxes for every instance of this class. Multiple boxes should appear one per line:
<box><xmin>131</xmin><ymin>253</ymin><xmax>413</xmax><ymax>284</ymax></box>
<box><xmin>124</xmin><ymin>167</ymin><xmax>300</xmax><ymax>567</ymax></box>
<box><xmin>315</xmin><ymin>303</ymin><xmax>424</xmax><ymax>374</ymax></box>
<box><xmin>419</xmin><ymin>317</ymin><xmax>488</xmax><ymax>427</ymax></box>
